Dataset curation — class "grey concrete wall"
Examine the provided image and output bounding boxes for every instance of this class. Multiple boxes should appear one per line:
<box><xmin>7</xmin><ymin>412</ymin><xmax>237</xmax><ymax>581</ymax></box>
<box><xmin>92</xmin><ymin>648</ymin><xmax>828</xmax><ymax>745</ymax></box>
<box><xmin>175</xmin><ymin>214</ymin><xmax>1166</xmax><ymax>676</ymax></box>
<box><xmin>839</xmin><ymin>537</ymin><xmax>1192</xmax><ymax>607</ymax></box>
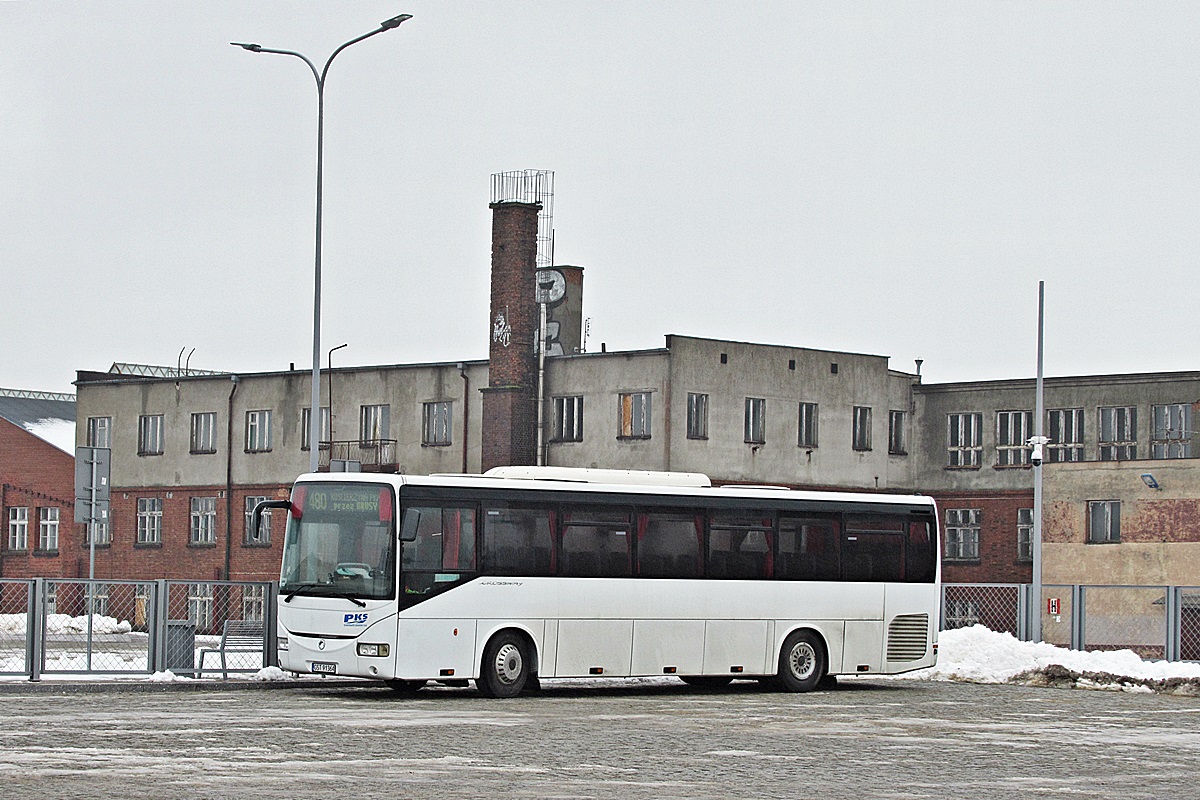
<box><xmin>913</xmin><ymin>372</ymin><xmax>1200</xmax><ymax>494</ymax></box>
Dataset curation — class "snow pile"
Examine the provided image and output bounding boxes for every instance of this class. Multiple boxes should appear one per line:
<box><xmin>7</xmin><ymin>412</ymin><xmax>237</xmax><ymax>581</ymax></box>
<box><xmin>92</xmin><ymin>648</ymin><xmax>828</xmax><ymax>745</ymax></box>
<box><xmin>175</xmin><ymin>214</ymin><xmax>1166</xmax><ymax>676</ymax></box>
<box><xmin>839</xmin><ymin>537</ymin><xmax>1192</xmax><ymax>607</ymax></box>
<box><xmin>899</xmin><ymin>625</ymin><xmax>1200</xmax><ymax>695</ymax></box>
<box><xmin>252</xmin><ymin>666</ymin><xmax>290</xmax><ymax>682</ymax></box>
<box><xmin>0</xmin><ymin>613</ymin><xmax>132</xmax><ymax>635</ymax></box>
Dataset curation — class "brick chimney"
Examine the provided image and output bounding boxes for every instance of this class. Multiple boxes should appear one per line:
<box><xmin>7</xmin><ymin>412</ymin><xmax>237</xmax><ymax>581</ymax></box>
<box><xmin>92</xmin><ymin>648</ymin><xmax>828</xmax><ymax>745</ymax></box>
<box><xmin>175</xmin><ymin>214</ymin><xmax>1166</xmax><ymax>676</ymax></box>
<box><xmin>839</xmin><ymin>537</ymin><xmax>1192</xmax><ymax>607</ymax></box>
<box><xmin>481</xmin><ymin>201</ymin><xmax>541</xmax><ymax>471</ymax></box>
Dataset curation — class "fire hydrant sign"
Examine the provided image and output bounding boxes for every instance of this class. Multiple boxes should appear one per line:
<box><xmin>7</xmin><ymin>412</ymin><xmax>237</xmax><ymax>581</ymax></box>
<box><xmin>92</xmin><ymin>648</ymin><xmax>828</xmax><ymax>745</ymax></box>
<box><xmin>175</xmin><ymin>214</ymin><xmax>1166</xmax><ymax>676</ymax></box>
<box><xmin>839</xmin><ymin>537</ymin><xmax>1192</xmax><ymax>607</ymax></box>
<box><xmin>1048</xmin><ymin>597</ymin><xmax>1061</xmax><ymax>615</ymax></box>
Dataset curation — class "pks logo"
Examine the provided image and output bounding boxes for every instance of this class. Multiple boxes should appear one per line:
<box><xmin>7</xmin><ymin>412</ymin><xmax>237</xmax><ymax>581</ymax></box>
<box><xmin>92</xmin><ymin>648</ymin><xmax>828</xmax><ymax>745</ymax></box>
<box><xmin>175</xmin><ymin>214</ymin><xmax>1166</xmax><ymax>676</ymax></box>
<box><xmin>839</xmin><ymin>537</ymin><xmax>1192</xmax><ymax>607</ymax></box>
<box><xmin>343</xmin><ymin>613</ymin><xmax>369</xmax><ymax>626</ymax></box>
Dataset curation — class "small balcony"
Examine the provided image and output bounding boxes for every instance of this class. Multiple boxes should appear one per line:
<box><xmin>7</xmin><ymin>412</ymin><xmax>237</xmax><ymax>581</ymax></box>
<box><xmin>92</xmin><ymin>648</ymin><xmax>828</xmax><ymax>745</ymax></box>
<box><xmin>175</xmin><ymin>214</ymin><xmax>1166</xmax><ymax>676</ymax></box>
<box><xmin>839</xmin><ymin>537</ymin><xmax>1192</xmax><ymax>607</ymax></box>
<box><xmin>317</xmin><ymin>439</ymin><xmax>399</xmax><ymax>472</ymax></box>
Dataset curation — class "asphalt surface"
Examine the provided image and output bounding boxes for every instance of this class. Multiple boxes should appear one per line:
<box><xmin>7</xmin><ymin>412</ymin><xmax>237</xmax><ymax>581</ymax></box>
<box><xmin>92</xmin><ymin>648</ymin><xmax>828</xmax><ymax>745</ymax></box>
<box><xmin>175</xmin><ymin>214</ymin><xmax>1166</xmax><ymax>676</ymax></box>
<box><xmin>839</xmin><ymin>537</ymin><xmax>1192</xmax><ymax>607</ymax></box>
<box><xmin>0</xmin><ymin>677</ymin><xmax>1197</xmax><ymax>799</ymax></box>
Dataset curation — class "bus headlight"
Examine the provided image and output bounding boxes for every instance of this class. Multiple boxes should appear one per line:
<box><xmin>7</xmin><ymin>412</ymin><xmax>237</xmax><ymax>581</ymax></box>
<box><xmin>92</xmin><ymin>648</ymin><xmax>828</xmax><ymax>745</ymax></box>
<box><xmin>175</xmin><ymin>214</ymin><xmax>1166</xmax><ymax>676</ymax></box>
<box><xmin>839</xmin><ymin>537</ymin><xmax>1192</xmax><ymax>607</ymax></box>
<box><xmin>278</xmin><ymin>635</ymin><xmax>288</xmax><ymax>651</ymax></box>
<box><xmin>357</xmin><ymin>643</ymin><xmax>390</xmax><ymax>658</ymax></box>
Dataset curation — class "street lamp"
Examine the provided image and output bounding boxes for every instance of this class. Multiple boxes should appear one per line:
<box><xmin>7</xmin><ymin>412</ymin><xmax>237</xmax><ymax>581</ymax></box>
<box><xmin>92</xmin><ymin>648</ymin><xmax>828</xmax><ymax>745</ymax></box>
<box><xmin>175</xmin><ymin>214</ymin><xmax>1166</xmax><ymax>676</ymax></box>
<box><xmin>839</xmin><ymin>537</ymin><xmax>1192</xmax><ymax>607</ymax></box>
<box><xmin>232</xmin><ymin>13</ymin><xmax>413</xmax><ymax>473</ymax></box>
<box><xmin>327</xmin><ymin>342</ymin><xmax>348</xmax><ymax>442</ymax></box>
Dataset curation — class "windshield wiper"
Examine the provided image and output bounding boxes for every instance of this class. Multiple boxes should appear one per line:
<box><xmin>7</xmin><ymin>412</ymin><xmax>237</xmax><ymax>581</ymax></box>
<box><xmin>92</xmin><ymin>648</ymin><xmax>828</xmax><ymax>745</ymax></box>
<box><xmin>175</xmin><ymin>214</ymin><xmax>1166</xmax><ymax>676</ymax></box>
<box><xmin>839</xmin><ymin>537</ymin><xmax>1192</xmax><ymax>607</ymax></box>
<box><xmin>282</xmin><ymin>583</ymin><xmax>367</xmax><ymax>607</ymax></box>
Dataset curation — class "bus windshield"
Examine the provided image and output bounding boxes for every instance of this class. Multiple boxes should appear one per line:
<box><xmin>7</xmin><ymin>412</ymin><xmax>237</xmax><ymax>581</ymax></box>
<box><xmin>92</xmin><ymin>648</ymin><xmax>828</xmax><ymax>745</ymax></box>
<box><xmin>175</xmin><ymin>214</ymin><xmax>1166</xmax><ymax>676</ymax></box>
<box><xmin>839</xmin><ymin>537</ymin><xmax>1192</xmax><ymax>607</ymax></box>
<box><xmin>279</xmin><ymin>482</ymin><xmax>397</xmax><ymax>601</ymax></box>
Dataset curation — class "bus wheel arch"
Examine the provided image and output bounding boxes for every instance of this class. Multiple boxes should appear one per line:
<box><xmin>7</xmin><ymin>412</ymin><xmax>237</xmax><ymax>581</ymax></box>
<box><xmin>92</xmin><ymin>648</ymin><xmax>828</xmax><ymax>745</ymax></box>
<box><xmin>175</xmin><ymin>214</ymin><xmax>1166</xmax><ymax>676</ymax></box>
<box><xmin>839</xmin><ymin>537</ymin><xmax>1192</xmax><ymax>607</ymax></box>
<box><xmin>775</xmin><ymin>627</ymin><xmax>828</xmax><ymax>693</ymax></box>
<box><xmin>477</xmin><ymin>628</ymin><xmax>536</xmax><ymax>698</ymax></box>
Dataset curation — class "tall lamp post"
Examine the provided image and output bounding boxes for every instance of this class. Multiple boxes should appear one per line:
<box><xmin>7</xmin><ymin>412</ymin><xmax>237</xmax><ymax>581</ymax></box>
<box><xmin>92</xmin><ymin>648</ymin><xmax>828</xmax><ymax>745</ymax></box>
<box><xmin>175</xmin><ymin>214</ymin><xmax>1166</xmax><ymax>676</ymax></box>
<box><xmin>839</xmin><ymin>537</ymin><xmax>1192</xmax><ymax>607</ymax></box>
<box><xmin>327</xmin><ymin>342</ymin><xmax>348</xmax><ymax>443</ymax></box>
<box><xmin>232</xmin><ymin>13</ymin><xmax>412</xmax><ymax>473</ymax></box>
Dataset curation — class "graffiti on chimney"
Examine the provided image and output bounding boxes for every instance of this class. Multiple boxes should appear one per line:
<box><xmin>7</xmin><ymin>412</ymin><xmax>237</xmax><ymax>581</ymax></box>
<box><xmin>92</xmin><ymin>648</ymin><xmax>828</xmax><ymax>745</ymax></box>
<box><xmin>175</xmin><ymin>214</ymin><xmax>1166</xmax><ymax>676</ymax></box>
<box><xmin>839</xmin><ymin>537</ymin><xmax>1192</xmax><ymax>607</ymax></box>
<box><xmin>537</xmin><ymin>269</ymin><xmax>567</xmax><ymax>357</ymax></box>
<box><xmin>492</xmin><ymin>308</ymin><xmax>512</xmax><ymax>348</ymax></box>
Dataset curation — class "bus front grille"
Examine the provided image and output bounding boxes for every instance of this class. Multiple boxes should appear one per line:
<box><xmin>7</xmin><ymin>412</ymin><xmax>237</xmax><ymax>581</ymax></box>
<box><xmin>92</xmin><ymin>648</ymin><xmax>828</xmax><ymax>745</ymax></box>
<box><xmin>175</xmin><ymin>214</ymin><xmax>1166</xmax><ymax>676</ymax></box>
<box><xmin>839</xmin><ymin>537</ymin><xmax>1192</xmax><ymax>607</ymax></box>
<box><xmin>886</xmin><ymin>614</ymin><xmax>929</xmax><ymax>662</ymax></box>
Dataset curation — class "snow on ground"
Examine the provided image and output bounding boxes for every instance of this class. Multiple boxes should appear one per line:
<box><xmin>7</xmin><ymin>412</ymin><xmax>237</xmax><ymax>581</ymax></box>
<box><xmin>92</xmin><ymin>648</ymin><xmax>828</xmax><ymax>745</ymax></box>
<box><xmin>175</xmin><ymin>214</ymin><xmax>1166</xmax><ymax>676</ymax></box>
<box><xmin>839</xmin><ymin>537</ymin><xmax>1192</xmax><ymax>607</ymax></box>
<box><xmin>0</xmin><ymin>613</ymin><xmax>131</xmax><ymax>635</ymax></box>
<box><xmin>883</xmin><ymin>625</ymin><xmax>1200</xmax><ymax>695</ymax></box>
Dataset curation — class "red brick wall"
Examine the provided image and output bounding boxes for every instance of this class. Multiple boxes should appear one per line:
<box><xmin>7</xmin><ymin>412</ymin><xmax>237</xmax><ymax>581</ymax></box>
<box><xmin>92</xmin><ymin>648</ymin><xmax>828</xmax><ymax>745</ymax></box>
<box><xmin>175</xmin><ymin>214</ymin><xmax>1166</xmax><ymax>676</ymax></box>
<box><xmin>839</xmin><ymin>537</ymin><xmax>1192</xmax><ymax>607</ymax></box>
<box><xmin>0</xmin><ymin>418</ymin><xmax>81</xmax><ymax>579</ymax></box>
<box><xmin>482</xmin><ymin>201</ymin><xmax>540</xmax><ymax>469</ymax></box>
<box><xmin>931</xmin><ymin>490</ymin><xmax>1035</xmax><ymax>584</ymax></box>
<box><xmin>90</xmin><ymin>483</ymin><xmax>290</xmax><ymax>582</ymax></box>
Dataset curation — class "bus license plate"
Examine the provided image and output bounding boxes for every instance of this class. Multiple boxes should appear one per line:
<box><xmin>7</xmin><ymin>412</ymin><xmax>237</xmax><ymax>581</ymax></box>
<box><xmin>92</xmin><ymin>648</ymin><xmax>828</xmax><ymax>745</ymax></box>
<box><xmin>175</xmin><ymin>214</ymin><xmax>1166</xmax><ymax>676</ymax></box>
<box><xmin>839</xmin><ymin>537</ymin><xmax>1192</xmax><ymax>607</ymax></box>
<box><xmin>311</xmin><ymin>661</ymin><xmax>338</xmax><ymax>675</ymax></box>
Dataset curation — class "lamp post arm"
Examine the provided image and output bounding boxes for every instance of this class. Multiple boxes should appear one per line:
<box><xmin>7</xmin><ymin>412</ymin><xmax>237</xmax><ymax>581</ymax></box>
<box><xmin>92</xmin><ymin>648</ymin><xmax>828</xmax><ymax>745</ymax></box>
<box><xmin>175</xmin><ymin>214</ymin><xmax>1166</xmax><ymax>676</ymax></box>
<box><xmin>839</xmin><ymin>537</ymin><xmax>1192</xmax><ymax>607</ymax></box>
<box><xmin>321</xmin><ymin>27</ymin><xmax>388</xmax><ymax>84</ymax></box>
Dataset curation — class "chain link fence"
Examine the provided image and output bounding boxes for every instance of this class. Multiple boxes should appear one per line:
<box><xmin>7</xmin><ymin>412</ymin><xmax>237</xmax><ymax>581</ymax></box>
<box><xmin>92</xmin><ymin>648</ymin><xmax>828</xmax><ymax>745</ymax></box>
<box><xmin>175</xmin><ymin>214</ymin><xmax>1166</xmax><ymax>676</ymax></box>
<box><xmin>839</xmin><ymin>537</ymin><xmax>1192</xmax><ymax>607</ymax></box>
<box><xmin>943</xmin><ymin>583</ymin><xmax>1198</xmax><ymax>662</ymax></box>
<box><xmin>0</xmin><ymin>579</ymin><xmax>31</xmax><ymax>675</ymax></box>
<box><xmin>2</xmin><ymin>578</ymin><xmax>277</xmax><ymax>680</ymax></box>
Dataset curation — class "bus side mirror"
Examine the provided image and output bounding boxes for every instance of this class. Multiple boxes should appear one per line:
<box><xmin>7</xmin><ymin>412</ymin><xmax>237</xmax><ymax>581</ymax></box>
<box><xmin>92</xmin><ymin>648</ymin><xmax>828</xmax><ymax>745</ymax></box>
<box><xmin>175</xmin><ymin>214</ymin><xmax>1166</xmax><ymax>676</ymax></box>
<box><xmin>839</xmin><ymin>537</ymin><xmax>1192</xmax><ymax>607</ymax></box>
<box><xmin>400</xmin><ymin>509</ymin><xmax>421</xmax><ymax>542</ymax></box>
<box><xmin>253</xmin><ymin>499</ymin><xmax>295</xmax><ymax>539</ymax></box>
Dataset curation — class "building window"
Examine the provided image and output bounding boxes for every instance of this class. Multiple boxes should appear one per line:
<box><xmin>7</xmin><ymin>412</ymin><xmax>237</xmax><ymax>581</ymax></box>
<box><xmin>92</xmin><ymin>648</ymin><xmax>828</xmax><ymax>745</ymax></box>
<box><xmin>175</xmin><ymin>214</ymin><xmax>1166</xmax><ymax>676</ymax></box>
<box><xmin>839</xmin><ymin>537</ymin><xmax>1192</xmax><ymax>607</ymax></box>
<box><xmin>944</xmin><ymin>599</ymin><xmax>981</xmax><ymax>628</ymax></box>
<box><xmin>38</xmin><ymin>507</ymin><xmax>59</xmax><ymax>552</ymax></box>
<box><xmin>944</xmin><ymin>508</ymin><xmax>981</xmax><ymax>561</ymax></box>
<box><xmin>888</xmin><ymin>410</ymin><xmax>907</xmax><ymax>455</ymax></box>
<box><xmin>744</xmin><ymin>397</ymin><xmax>766</xmax><ymax>444</ymax></box>
<box><xmin>137</xmin><ymin>498</ymin><xmax>163</xmax><ymax>545</ymax></box>
<box><xmin>1047</xmin><ymin>408</ymin><xmax>1084</xmax><ymax>463</ymax></box>
<box><xmin>84</xmin><ymin>521</ymin><xmax>111</xmax><ymax>547</ymax></box>
<box><xmin>422</xmin><ymin>401</ymin><xmax>453</xmax><ymax>446</ymax></box>
<box><xmin>1017</xmin><ymin>508</ymin><xmax>1033</xmax><ymax>561</ymax></box>
<box><xmin>138</xmin><ymin>414</ymin><xmax>164</xmax><ymax>456</ymax></box>
<box><xmin>618</xmin><ymin>392</ymin><xmax>652</xmax><ymax>439</ymax></box>
<box><xmin>301</xmin><ymin>406</ymin><xmax>331</xmax><ymax>451</ymax></box>
<box><xmin>245</xmin><ymin>410</ymin><xmax>272</xmax><ymax>452</ymax></box>
<box><xmin>1088</xmin><ymin>500</ymin><xmax>1120</xmax><ymax>544</ymax></box>
<box><xmin>1151</xmin><ymin>403</ymin><xmax>1192</xmax><ymax>459</ymax></box>
<box><xmin>188</xmin><ymin>583</ymin><xmax>214</xmax><ymax>631</ymax></box>
<box><xmin>8</xmin><ymin>507</ymin><xmax>28</xmax><ymax>551</ymax></box>
<box><xmin>242</xmin><ymin>584</ymin><xmax>265</xmax><ymax>623</ymax></box>
<box><xmin>687</xmin><ymin>393</ymin><xmax>708</xmax><ymax>440</ymax></box>
<box><xmin>190</xmin><ymin>412</ymin><xmax>217</xmax><ymax>454</ymax></box>
<box><xmin>190</xmin><ymin>497</ymin><xmax>217</xmax><ymax>545</ymax></box>
<box><xmin>852</xmin><ymin>406</ymin><xmax>872</xmax><ymax>451</ymax></box>
<box><xmin>996</xmin><ymin>410</ymin><xmax>1033</xmax><ymax>467</ymax></box>
<box><xmin>1099</xmin><ymin>406</ymin><xmax>1137</xmax><ymax>461</ymax></box>
<box><xmin>552</xmin><ymin>395</ymin><xmax>584</xmax><ymax>443</ymax></box>
<box><xmin>360</xmin><ymin>404</ymin><xmax>391</xmax><ymax>444</ymax></box>
<box><xmin>245</xmin><ymin>496</ymin><xmax>270</xmax><ymax>545</ymax></box>
<box><xmin>798</xmin><ymin>402</ymin><xmax>818</xmax><ymax>448</ymax></box>
<box><xmin>86</xmin><ymin>416</ymin><xmax>111</xmax><ymax>449</ymax></box>
<box><xmin>948</xmin><ymin>412</ymin><xmax>983</xmax><ymax>468</ymax></box>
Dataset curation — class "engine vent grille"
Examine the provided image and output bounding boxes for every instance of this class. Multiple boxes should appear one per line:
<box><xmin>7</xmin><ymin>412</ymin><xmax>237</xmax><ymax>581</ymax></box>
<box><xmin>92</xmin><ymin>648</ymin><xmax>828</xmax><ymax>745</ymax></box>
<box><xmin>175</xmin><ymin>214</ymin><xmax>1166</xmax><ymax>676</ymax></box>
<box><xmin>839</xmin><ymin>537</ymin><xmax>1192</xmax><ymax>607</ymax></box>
<box><xmin>886</xmin><ymin>614</ymin><xmax>929</xmax><ymax>662</ymax></box>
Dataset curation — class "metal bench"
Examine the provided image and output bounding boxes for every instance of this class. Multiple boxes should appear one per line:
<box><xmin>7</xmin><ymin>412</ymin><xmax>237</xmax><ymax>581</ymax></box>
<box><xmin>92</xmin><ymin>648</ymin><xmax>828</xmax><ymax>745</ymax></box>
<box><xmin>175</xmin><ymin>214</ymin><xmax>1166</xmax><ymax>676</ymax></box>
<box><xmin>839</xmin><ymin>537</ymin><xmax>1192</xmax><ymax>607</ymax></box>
<box><xmin>197</xmin><ymin>620</ymin><xmax>265</xmax><ymax>679</ymax></box>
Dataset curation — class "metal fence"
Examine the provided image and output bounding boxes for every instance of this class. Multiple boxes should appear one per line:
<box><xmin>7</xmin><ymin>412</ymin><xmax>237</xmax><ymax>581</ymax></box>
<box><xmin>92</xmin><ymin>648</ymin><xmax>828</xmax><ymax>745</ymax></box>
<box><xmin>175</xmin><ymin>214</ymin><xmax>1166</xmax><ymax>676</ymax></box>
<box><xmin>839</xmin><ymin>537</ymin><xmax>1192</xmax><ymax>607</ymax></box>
<box><xmin>1</xmin><ymin>578</ymin><xmax>277</xmax><ymax>680</ymax></box>
<box><xmin>941</xmin><ymin>583</ymin><xmax>1200</xmax><ymax>662</ymax></box>
<box><xmin>3</xmin><ymin>579</ymin><xmax>1196</xmax><ymax>680</ymax></box>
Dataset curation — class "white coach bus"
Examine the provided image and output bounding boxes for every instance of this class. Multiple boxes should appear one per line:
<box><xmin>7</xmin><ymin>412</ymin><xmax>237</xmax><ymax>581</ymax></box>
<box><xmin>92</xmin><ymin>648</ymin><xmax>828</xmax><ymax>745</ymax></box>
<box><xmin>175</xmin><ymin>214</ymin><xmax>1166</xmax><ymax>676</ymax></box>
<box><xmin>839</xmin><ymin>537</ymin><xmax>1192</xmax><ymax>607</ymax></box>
<box><xmin>260</xmin><ymin>467</ymin><xmax>940</xmax><ymax>697</ymax></box>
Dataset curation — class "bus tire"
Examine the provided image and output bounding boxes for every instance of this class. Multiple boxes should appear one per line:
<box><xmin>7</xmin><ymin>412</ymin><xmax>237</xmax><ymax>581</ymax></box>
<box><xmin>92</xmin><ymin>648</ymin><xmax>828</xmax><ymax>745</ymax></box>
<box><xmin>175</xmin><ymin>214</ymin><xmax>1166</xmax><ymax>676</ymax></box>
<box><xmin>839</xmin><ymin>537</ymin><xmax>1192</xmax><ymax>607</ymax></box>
<box><xmin>680</xmin><ymin>675</ymin><xmax>734</xmax><ymax>690</ymax></box>
<box><xmin>477</xmin><ymin>631</ymin><xmax>530</xmax><ymax>698</ymax></box>
<box><xmin>386</xmin><ymin>679</ymin><xmax>426</xmax><ymax>694</ymax></box>
<box><xmin>776</xmin><ymin>630</ymin><xmax>825</xmax><ymax>693</ymax></box>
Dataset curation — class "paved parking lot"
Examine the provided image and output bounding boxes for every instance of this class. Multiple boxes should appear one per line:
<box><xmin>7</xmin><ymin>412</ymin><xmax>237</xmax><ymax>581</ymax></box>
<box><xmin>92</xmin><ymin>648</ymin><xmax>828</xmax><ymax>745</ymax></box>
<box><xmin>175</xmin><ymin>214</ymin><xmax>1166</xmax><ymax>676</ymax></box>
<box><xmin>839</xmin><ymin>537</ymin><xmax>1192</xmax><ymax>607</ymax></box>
<box><xmin>1</xmin><ymin>678</ymin><xmax>1198</xmax><ymax>799</ymax></box>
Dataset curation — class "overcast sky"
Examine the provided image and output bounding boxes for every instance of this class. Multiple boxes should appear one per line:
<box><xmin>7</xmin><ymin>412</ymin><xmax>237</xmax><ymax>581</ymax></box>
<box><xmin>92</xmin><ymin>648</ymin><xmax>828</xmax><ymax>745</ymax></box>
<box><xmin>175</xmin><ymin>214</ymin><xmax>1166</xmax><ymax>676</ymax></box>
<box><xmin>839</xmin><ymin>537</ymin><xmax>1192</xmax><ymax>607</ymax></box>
<box><xmin>4</xmin><ymin>2</ymin><xmax>1199</xmax><ymax>396</ymax></box>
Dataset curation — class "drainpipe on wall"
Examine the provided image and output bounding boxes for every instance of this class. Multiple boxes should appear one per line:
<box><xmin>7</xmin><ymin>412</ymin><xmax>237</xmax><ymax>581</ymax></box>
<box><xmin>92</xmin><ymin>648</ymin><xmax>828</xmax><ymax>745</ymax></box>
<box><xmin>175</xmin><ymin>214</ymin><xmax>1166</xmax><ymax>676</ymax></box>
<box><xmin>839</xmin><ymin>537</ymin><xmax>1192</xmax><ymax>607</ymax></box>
<box><xmin>225</xmin><ymin>375</ymin><xmax>240</xmax><ymax>581</ymax></box>
<box><xmin>536</xmin><ymin>302</ymin><xmax>548</xmax><ymax>466</ymax></box>
<box><xmin>458</xmin><ymin>363</ymin><xmax>470</xmax><ymax>473</ymax></box>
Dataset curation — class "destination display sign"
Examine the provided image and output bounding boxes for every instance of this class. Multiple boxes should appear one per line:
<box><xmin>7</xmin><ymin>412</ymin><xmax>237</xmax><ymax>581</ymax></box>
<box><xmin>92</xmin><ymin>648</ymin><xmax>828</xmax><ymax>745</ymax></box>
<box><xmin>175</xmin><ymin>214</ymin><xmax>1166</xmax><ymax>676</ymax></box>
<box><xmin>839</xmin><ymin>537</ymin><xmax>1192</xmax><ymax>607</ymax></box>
<box><xmin>303</xmin><ymin>484</ymin><xmax>385</xmax><ymax>517</ymax></box>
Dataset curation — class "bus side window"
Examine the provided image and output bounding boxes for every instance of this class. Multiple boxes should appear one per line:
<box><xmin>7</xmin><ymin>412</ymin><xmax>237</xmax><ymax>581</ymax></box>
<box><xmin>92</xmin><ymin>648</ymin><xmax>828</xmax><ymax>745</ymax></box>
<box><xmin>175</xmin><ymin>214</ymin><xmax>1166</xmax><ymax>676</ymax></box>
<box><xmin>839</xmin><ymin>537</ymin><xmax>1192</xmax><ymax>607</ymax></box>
<box><xmin>843</xmin><ymin>515</ymin><xmax>906</xmax><ymax>582</ymax></box>
<box><xmin>560</xmin><ymin>511</ymin><xmax>631</xmax><ymax>577</ymax></box>
<box><xmin>483</xmin><ymin>506</ymin><xmax>553</xmax><ymax>577</ymax></box>
<box><xmin>637</xmin><ymin>513</ymin><xmax>702</xmax><ymax>578</ymax></box>
<box><xmin>708</xmin><ymin>515</ymin><xmax>773</xmax><ymax>579</ymax></box>
<box><xmin>906</xmin><ymin>519</ymin><xmax>937</xmax><ymax>583</ymax></box>
<box><xmin>777</xmin><ymin>516</ymin><xmax>840</xmax><ymax>581</ymax></box>
<box><xmin>400</xmin><ymin>506</ymin><xmax>477</xmax><ymax>597</ymax></box>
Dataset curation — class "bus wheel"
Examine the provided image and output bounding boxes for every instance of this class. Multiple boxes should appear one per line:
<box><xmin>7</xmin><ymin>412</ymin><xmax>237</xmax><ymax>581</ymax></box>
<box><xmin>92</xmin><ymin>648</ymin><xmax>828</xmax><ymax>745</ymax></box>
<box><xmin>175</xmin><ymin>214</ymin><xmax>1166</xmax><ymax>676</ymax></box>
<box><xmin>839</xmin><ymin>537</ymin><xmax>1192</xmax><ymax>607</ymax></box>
<box><xmin>386</xmin><ymin>679</ymin><xmax>426</xmax><ymax>694</ymax></box>
<box><xmin>478</xmin><ymin>632</ymin><xmax>529</xmax><ymax>698</ymax></box>
<box><xmin>680</xmin><ymin>676</ymin><xmax>734</xmax><ymax>690</ymax></box>
<box><xmin>777</xmin><ymin>630</ymin><xmax>825</xmax><ymax>693</ymax></box>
